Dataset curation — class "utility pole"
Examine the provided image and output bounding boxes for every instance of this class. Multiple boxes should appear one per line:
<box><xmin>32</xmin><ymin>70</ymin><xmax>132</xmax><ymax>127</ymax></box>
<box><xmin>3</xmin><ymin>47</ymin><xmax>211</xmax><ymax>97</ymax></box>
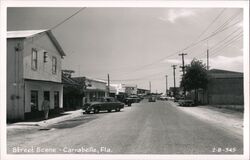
<box><xmin>149</xmin><ymin>81</ymin><xmax>151</xmax><ymax>93</ymax></box>
<box><xmin>107</xmin><ymin>74</ymin><xmax>110</xmax><ymax>97</ymax></box>
<box><xmin>165</xmin><ymin>75</ymin><xmax>168</xmax><ymax>95</ymax></box>
<box><xmin>207</xmin><ymin>48</ymin><xmax>209</xmax><ymax>70</ymax></box>
<box><xmin>179</xmin><ymin>53</ymin><xmax>187</xmax><ymax>98</ymax></box>
<box><xmin>172</xmin><ymin>65</ymin><xmax>177</xmax><ymax>98</ymax></box>
<box><xmin>78</xmin><ymin>65</ymin><xmax>80</xmax><ymax>77</ymax></box>
<box><xmin>207</xmin><ymin>44</ymin><xmax>210</xmax><ymax>104</ymax></box>
<box><xmin>179</xmin><ymin>53</ymin><xmax>187</xmax><ymax>75</ymax></box>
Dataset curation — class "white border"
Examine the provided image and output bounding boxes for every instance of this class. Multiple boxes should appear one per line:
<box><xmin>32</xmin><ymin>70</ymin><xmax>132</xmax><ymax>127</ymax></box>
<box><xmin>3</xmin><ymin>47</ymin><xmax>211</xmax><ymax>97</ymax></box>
<box><xmin>1</xmin><ymin>1</ymin><xmax>249</xmax><ymax>160</ymax></box>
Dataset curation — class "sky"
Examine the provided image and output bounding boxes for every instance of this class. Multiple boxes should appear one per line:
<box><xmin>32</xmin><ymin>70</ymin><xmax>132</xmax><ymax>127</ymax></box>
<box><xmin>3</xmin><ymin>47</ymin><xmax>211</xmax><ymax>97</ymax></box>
<box><xmin>7</xmin><ymin>7</ymin><xmax>243</xmax><ymax>93</ymax></box>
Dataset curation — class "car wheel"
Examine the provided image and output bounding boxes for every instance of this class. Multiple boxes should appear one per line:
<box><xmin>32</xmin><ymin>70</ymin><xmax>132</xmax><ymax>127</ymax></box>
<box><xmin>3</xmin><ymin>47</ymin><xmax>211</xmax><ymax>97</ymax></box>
<box><xmin>116</xmin><ymin>108</ymin><xmax>120</xmax><ymax>112</ymax></box>
<box><xmin>108</xmin><ymin>109</ymin><xmax>111</xmax><ymax>112</ymax></box>
<box><xmin>85</xmin><ymin>111</ymin><xmax>90</xmax><ymax>114</ymax></box>
<box><xmin>94</xmin><ymin>109</ymin><xmax>99</xmax><ymax>114</ymax></box>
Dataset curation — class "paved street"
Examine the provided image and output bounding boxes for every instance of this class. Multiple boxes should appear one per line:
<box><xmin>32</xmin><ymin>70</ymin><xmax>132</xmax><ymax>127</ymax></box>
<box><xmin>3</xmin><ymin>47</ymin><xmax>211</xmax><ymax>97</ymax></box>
<box><xmin>7</xmin><ymin>100</ymin><xmax>243</xmax><ymax>154</ymax></box>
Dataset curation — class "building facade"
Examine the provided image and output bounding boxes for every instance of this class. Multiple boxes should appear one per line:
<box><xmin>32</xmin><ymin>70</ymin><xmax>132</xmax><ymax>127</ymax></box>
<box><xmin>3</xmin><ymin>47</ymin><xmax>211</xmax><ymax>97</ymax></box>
<box><xmin>204</xmin><ymin>69</ymin><xmax>244</xmax><ymax>105</ymax></box>
<box><xmin>73</xmin><ymin>77</ymin><xmax>107</xmax><ymax>103</ymax></box>
<box><xmin>137</xmin><ymin>88</ymin><xmax>150</xmax><ymax>95</ymax></box>
<box><xmin>125</xmin><ymin>84</ymin><xmax>137</xmax><ymax>95</ymax></box>
<box><xmin>7</xmin><ymin>30</ymin><xmax>65</xmax><ymax>121</ymax></box>
<box><xmin>110</xmin><ymin>84</ymin><xmax>126</xmax><ymax>95</ymax></box>
<box><xmin>62</xmin><ymin>70</ymin><xmax>83</xmax><ymax>111</ymax></box>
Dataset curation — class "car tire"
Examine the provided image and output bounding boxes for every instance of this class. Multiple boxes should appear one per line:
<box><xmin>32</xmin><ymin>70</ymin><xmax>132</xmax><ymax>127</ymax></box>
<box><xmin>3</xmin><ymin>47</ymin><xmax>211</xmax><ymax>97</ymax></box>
<box><xmin>116</xmin><ymin>108</ymin><xmax>120</xmax><ymax>112</ymax></box>
<box><xmin>108</xmin><ymin>109</ymin><xmax>111</xmax><ymax>112</ymax></box>
<box><xmin>85</xmin><ymin>111</ymin><xmax>90</xmax><ymax>114</ymax></box>
<box><xmin>94</xmin><ymin>109</ymin><xmax>99</xmax><ymax>114</ymax></box>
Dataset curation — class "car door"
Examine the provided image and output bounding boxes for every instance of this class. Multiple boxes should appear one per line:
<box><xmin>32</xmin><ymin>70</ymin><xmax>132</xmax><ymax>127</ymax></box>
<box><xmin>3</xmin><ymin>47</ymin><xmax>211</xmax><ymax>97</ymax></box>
<box><xmin>110</xmin><ymin>98</ymin><xmax>118</xmax><ymax>110</ymax></box>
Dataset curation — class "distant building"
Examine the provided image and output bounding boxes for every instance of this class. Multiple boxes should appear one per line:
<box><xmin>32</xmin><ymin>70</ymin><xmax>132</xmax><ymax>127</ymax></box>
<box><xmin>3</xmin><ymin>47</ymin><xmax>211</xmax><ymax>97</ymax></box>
<box><xmin>125</xmin><ymin>84</ymin><xmax>138</xmax><ymax>95</ymax></box>
<box><xmin>199</xmin><ymin>69</ymin><xmax>244</xmax><ymax>106</ymax></box>
<box><xmin>137</xmin><ymin>88</ymin><xmax>150</xmax><ymax>95</ymax></box>
<box><xmin>62</xmin><ymin>70</ymin><xmax>83</xmax><ymax>111</ymax></box>
<box><xmin>7</xmin><ymin>30</ymin><xmax>65</xmax><ymax>121</ymax></box>
<box><xmin>110</xmin><ymin>84</ymin><xmax>126</xmax><ymax>95</ymax></box>
<box><xmin>168</xmin><ymin>87</ymin><xmax>181</xmax><ymax>97</ymax></box>
<box><xmin>107</xmin><ymin>85</ymin><xmax>117</xmax><ymax>97</ymax></box>
<box><xmin>73</xmin><ymin>77</ymin><xmax>107</xmax><ymax>102</ymax></box>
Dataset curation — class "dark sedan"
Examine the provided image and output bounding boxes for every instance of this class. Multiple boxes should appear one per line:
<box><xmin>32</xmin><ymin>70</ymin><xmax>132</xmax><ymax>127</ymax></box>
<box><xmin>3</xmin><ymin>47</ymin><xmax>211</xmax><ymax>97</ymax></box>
<box><xmin>83</xmin><ymin>97</ymin><xmax>124</xmax><ymax>114</ymax></box>
<box><xmin>124</xmin><ymin>95</ymin><xmax>141</xmax><ymax>106</ymax></box>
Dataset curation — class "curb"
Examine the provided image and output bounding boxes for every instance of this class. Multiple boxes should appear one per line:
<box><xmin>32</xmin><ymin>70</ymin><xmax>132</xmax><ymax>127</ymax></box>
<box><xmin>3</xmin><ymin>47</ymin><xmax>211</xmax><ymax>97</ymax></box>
<box><xmin>38</xmin><ymin>109</ymin><xmax>84</xmax><ymax>127</ymax></box>
<box><xmin>8</xmin><ymin>109</ymin><xmax>84</xmax><ymax>128</ymax></box>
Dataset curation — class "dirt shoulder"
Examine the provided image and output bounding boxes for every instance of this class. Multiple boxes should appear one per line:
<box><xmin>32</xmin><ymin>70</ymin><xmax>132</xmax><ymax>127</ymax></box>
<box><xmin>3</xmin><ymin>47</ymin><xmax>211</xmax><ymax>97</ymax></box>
<box><xmin>169</xmin><ymin>101</ymin><xmax>243</xmax><ymax>138</ymax></box>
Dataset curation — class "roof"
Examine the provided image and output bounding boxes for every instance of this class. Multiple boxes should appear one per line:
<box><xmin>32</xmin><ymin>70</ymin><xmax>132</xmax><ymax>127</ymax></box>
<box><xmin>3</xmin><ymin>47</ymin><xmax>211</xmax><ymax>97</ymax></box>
<box><xmin>7</xmin><ymin>30</ymin><xmax>47</xmax><ymax>38</ymax></box>
<box><xmin>209</xmin><ymin>69</ymin><xmax>243</xmax><ymax>78</ymax></box>
<box><xmin>62</xmin><ymin>74</ymin><xmax>81</xmax><ymax>86</ymax></box>
<box><xmin>7</xmin><ymin>30</ymin><xmax>66</xmax><ymax>57</ymax></box>
<box><xmin>73</xmin><ymin>76</ymin><xmax>107</xmax><ymax>84</ymax></box>
<box><xmin>125</xmin><ymin>84</ymin><xmax>137</xmax><ymax>88</ymax></box>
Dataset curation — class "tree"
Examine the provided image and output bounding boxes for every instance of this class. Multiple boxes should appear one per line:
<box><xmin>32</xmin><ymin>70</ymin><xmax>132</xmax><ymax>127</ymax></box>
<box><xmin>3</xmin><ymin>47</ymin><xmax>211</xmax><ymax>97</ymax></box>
<box><xmin>180</xmin><ymin>59</ymin><xmax>208</xmax><ymax>103</ymax></box>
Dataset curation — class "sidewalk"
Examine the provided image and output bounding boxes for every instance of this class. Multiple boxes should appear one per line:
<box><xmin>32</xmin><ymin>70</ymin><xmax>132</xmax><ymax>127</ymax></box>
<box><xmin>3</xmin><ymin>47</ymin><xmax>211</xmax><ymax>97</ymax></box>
<box><xmin>7</xmin><ymin>109</ymin><xmax>84</xmax><ymax>129</ymax></box>
<box><xmin>169</xmin><ymin>101</ymin><xmax>243</xmax><ymax>137</ymax></box>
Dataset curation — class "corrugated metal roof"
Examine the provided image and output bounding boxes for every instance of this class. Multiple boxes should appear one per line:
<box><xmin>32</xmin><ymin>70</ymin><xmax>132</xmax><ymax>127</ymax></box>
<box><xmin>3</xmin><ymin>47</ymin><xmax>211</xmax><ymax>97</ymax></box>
<box><xmin>7</xmin><ymin>30</ymin><xmax>47</xmax><ymax>38</ymax></box>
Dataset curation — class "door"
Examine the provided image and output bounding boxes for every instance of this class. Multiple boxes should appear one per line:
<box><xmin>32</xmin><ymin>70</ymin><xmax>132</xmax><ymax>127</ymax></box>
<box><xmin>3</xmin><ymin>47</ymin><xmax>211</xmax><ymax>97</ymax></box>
<box><xmin>54</xmin><ymin>91</ymin><xmax>59</xmax><ymax>109</ymax></box>
<box><xmin>44</xmin><ymin>91</ymin><xmax>50</xmax><ymax>101</ymax></box>
<box><xmin>31</xmin><ymin>90</ymin><xmax>38</xmax><ymax>112</ymax></box>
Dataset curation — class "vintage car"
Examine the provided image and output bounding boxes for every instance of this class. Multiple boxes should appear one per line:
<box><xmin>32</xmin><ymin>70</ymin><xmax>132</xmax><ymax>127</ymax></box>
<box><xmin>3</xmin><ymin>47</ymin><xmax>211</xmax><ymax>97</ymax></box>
<box><xmin>148</xmin><ymin>96</ymin><xmax>156</xmax><ymax>102</ymax></box>
<box><xmin>159</xmin><ymin>96</ymin><xmax>168</xmax><ymax>101</ymax></box>
<box><xmin>178</xmin><ymin>99</ymin><xmax>194</xmax><ymax>106</ymax></box>
<box><xmin>124</xmin><ymin>95</ymin><xmax>141</xmax><ymax>106</ymax></box>
<box><xmin>83</xmin><ymin>97</ymin><xmax>124</xmax><ymax>114</ymax></box>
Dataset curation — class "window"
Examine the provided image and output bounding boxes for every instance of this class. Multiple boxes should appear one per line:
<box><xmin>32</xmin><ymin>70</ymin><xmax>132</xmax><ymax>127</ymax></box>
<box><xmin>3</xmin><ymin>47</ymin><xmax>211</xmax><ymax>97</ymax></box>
<box><xmin>31</xmin><ymin>48</ymin><xmax>37</xmax><ymax>70</ymax></box>
<box><xmin>44</xmin><ymin>52</ymin><xmax>48</xmax><ymax>63</ymax></box>
<box><xmin>54</xmin><ymin>91</ymin><xmax>59</xmax><ymax>109</ymax></box>
<box><xmin>31</xmin><ymin>90</ymin><xmax>38</xmax><ymax>112</ymax></box>
<box><xmin>52</xmin><ymin>57</ymin><xmax>57</xmax><ymax>74</ymax></box>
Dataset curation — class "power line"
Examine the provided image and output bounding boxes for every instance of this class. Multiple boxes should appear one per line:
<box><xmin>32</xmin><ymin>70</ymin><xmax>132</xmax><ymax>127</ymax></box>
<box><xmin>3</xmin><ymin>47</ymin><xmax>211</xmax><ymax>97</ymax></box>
<box><xmin>196</xmin><ymin>9</ymin><xmax>226</xmax><ymax>40</ymax></box>
<box><xmin>98</xmin><ymin>70</ymin><xmax>167</xmax><ymax>82</ymax></box>
<box><xmin>132</xmin><ymin>10</ymin><xmax>242</xmax><ymax>72</ymax></box>
<box><xmin>210</xmin><ymin>32</ymin><xmax>243</xmax><ymax>54</ymax></box>
<box><xmin>183</xmin><ymin>9</ymin><xmax>226</xmax><ymax>52</ymax></box>
<box><xmin>210</xmin><ymin>33</ymin><xmax>243</xmax><ymax>57</ymax></box>
<box><xmin>194</xmin><ymin>27</ymin><xmax>242</xmax><ymax>59</ymax></box>
<box><xmin>209</xmin><ymin>27</ymin><xmax>242</xmax><ymax>50</ymax></box>
<box><xmin>211</xmin><ymin>10</ymin><xmax>242</xmax><ymax>35</ymax></box>
<box><xmin>50</xmin><ymin>8</ymin><xmax>86</xmax><ymax>31</ymax></box>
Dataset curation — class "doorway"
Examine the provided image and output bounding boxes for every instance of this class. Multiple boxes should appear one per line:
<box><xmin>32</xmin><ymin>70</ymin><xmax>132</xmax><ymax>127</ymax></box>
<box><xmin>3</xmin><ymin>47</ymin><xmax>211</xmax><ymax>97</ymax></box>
<box><xmin>44</xmin><ymin>91</ymin><xmax>50</xmax><ymax>101</ymax></box>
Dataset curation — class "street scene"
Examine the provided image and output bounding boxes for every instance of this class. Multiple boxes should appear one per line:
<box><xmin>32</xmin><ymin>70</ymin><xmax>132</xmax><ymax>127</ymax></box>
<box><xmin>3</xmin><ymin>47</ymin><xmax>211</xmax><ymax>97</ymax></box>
<box><xmin>8</xmin><ymin>100</ymin><xmax>243</xmax><ymax>154</ymax></box>
<box><xmin>5</xmin><ymin>6</ymin><xmax>246</xmax><ymax>157</ymax></box>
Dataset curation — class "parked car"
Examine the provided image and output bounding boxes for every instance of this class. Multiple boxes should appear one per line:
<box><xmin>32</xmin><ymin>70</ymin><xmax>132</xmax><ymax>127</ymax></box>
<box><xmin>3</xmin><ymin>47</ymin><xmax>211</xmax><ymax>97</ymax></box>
<box><xmin>124</xmin><ymin>95</ymin><xmax>141</xmax><ymax>106</ymax></box>
<box><xmin>83</xmin><ymin>97</ymin><xmax>124</xmax><ymax>114</ymax></box>
<box><xmin>178</xmin><ymin>99</ymin><xmax>194</xmax><ymax>106</ymax></box>
<box><xmin>159</xmin><ymin>96</ymin><xmax>168</xmax><ymax>101</ymax></box>
<box><xmin>148</xmin><ymin>96</ymin><xmax>156</xmax><ymax>102</ymax></box>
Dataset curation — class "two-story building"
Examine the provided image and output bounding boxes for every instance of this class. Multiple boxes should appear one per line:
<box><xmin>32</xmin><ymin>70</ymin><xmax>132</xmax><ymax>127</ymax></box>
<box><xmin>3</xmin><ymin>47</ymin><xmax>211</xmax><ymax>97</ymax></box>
<box><xmin>7</xmin><ymin>30</ymin><xmax>65</xmax><ymax>121</ymax></box>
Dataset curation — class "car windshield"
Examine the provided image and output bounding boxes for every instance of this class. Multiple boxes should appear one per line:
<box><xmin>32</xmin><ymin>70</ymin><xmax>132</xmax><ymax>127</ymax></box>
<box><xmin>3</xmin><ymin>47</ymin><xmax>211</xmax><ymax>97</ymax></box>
<box><xmin>98</xmin><ymin>97</ymin><xmax>115</xmax><ymax>102</ymax></box>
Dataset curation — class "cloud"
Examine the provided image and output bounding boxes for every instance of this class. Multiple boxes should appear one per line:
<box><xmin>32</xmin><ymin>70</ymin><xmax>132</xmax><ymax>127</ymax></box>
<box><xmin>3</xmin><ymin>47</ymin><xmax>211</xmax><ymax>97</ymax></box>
<box><xmin>163</xmin><ymin>59</ymin><xmax>181</xmax><ymax>64</ymax></box>
<box><xmin>159</xmin><ymin>9</ymin><xmax>196</xmax><ymax>23</ymax></box>
<box><xmin>209</xmin><ymin>55</ymin><xmax>243</xmax><ymax>72</ymax></box>
<box><xmin>163</xmin><ymin>58</ymin><xmax>192</xmax><ymax>64</ymax></box>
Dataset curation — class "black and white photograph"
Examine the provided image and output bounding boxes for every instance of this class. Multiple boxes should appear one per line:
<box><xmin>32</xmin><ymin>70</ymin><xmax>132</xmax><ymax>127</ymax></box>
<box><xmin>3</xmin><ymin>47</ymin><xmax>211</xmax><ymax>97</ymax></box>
<box><xmin>0</xmin><ymin>1</ymin><xmax>249</xmax><ymax>160</ymax></box>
